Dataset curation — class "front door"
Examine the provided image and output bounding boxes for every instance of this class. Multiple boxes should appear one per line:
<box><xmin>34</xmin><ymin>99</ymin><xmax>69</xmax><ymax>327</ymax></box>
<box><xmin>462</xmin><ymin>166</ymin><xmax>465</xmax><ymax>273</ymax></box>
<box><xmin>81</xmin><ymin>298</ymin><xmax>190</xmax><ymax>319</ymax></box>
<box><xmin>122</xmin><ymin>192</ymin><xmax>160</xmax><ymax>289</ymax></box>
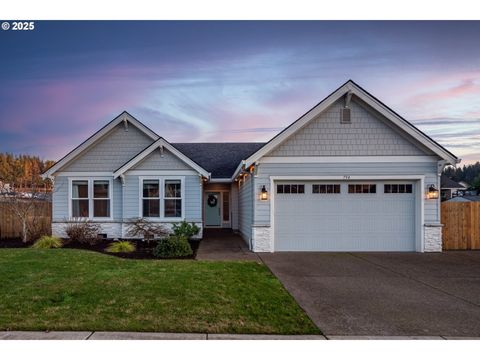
<box><xmin>205</xmin><ymin>192</ymin><xmax>221</xmax><ymax>226</ymax></box>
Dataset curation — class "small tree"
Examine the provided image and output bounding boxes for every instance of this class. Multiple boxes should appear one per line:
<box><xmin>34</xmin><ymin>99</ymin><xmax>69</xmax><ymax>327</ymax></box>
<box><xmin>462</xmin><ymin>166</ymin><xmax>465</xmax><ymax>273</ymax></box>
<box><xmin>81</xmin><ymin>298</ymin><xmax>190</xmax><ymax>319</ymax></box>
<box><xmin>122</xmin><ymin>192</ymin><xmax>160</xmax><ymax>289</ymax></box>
<box><xmin>0</xmin><ymin>169</ymin><xmax>52</xmax><ymax>243</ymax></box>
<box><xmin>125</xmin><ymin>218</ymin><xmax>169</xmax><ymax>240</ymax></box>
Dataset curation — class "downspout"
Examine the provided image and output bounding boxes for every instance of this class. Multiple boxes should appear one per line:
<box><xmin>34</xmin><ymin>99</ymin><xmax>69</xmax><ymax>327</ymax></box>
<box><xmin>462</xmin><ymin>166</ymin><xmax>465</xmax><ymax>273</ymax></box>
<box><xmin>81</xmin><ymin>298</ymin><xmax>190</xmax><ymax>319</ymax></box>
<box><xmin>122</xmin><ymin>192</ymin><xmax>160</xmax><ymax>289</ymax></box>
<box><xmin>120</xmin><ymin>174</ymin><xmax>126</xmax><ymax>238</ymax></box>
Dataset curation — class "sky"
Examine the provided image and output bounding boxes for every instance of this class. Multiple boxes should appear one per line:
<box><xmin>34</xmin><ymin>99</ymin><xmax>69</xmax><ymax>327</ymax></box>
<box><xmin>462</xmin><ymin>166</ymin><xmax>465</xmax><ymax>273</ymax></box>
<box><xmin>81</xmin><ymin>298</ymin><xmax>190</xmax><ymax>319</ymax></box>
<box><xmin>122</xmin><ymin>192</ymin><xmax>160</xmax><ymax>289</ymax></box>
<box><xmin>0</xmin><ymin>21</ymin><xmax>479</xmax><ymax>164</ymax></box>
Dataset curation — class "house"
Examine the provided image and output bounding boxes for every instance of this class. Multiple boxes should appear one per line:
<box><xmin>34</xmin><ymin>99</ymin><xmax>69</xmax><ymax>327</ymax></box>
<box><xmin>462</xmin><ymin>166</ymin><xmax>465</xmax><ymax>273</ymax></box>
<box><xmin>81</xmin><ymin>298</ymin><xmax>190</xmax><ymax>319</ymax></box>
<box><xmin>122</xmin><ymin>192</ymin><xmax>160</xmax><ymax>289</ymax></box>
<box><xmin>445</xmin><ymin>195</ymin><xmax>480</xmax><ymax>203</ymax></box>
<box><xmin>441</xmin><ymin>174</ymin><xmax>467</xmax><ymax>201</ymax></box>
<box><xmin>42</xmin><ymin>80</ymin><xmax>459</xmax><ymax>252</ymax></box>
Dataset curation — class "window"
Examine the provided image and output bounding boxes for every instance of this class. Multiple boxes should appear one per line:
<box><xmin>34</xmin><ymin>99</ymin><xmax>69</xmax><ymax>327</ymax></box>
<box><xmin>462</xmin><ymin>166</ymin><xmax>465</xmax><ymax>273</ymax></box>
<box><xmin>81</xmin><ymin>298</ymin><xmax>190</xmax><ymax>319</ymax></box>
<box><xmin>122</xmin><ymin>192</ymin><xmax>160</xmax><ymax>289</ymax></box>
<box><xmin>93</xmin><ymin>180</ymin><xmax>110</xmax><ymax>217</ymax></box>
<box><xmin>70</xmin><ymin>178</ymin><xmax>111</xmax><ymax>218</ymax></box>
<box><xmin>276</xmin><ymin>184</ymin><xmax>305</xmax><ymax>194</ymax></box>
<box><xmin>348</xmin><ymin>184</ymin><xmax>376</xmax><ymax>194</ymax></box>
<box><xmin>313</xmin><ymin>184</ymin><xmax>341</xmax><ymax>194</ymax></box>
<box><xmin>72</xmin><ymin>180</ymin><xmax>89</xmax><ymax>217</ymax></box>
<box><xmin>384</xmin><ymin>184</ymin><xmax>413</xmax><ymax>194</ymax></box>
<box><xmin>223</xmin><ymin>192</ymin><xmax>230</xmax><ymax>222</ymax></box>
<box><xmin>143</xmin><ymin>180</ymin><xmax>160</xmax><ymax>217</ymax></box>
<box><xmin>164</xmin><ymin>180</ymin><xmax>182</xmax><ymax>218</ymax></box>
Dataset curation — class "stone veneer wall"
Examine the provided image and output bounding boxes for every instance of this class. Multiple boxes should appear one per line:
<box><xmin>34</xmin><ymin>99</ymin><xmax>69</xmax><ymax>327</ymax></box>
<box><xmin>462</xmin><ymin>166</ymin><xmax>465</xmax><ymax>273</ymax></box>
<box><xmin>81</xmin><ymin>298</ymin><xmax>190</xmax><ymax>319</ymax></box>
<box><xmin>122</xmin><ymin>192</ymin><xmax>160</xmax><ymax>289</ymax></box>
<box><xmin>424</xmin><ymin>224</ymin><xmax>443</xmax><ymax>252</ymax></box>
<box><xmin>252</xmin><ymin>226</ymin><xmax>272</xmax><ymax>252</ymax></box>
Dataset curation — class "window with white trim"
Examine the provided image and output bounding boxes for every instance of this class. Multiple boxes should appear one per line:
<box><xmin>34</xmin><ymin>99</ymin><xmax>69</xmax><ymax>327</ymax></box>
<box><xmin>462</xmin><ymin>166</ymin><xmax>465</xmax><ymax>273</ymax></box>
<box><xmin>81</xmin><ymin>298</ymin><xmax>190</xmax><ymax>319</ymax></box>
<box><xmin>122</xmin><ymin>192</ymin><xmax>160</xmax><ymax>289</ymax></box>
<box><xmin>93</xmin><ymin>180</ymin><xmax>110</xmax><ymax>217</ymax></box>
<box><xmin>72</xmin><ymin>180</ymin><xmax>89</xmax><ymax>217</ymax></box>
<box><xmin>142</xmin><ymin>180</ymin><xmax>160</xmax><ymax>217</ymax></box>
<box><xmin>70</xmin><ymin>178</ymin><xmax>111</xmax><ymax>218</ymax></box>
<box><xmin>164</xmin><ymin>180</ymin><xmax>182</xmax><ymax>218</ymax></box>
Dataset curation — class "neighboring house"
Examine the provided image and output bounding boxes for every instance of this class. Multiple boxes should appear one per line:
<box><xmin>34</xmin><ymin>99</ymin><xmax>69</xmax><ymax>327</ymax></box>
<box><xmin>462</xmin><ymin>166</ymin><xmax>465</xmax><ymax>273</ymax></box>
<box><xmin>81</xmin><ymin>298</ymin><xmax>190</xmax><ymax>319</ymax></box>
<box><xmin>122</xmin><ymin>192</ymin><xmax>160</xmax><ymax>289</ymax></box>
<box><xmin>441</xmin><ymin>174</ymin><xmax>467</xmax><ymax>201</ymax></box>
<box><xmin>43</xmin><ymin>80</ymin><xmax>459</xmax><ymax>252</ymax></box>
<box><xmin>445</xmin><ymin>195</ymin><xmax>480</xmax><ymax>203</ymax></box>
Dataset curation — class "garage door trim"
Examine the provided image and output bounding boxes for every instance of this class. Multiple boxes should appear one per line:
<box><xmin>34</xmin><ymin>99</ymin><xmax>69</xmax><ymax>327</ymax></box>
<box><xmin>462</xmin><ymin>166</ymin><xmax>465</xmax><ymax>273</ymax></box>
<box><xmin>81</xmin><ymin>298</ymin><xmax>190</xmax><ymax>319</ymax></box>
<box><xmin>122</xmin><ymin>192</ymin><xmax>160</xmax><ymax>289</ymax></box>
<box><xmin>269</xmin><ymin>175</ymin><xmax>425</xmax><ymax>252</ymax></box>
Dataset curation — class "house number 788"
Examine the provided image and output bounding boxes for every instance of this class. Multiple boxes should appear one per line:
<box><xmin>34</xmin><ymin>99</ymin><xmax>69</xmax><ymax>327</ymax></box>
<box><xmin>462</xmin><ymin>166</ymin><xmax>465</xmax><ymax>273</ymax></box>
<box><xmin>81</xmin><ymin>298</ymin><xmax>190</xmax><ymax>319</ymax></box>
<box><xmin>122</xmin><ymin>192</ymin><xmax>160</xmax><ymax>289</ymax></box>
<box><xmin>343</xmin><ymin>175</ymin><xmax>351</xmax><ymax>179</ymax></box>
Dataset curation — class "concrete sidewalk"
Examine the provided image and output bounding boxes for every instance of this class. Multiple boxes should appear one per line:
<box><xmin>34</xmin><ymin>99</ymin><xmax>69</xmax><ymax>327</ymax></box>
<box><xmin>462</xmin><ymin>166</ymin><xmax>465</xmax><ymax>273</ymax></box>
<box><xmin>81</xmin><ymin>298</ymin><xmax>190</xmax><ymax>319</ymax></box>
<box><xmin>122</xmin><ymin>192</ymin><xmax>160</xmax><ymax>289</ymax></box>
<box><xmin>0</xmin><ymin>331</ymin><xmax>325</xmax><ymax>340</ymax></box>
<box><xmin>1</xmin><ymin>331</ymin><xmax>479</xmax><ymax>340</ymax></box>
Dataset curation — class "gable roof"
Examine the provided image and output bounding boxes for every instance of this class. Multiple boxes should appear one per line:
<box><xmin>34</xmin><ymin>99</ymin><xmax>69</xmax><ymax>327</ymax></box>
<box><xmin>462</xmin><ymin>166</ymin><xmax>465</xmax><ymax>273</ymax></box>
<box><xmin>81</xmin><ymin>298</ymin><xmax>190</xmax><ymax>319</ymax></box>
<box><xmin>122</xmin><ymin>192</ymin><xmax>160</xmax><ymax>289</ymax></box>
<box><xmin>42</xmin><ymin>111</ymin><xmax>159</xmax><ymax>178</ymax></box>
<box><xmin>113</xmin><ymin>138</ymin><xmax>210</xmax><ymax>179</ymax></box>
<box><xmin>172</xmin><ymin>143</ymin><xmax>265</xmax><ymax>179</ymax></box>
<box><xmin>441</xmin><ymin>174</ymin><xmax>466</xmax><ymax>189</ymax></box>
<box><xmin>239</xmin><ymin>80</ymin><xmax>459</xmax><ymax>176</ymax></box>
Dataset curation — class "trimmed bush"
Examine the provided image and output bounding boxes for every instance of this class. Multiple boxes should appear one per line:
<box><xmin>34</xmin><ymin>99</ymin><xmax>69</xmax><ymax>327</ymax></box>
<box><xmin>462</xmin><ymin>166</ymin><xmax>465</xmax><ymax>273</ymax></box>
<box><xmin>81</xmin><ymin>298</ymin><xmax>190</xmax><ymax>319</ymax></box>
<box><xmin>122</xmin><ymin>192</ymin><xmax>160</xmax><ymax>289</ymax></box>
<box><xmin>153</xmin><ymin>235</ymin><xmax>193</xmax><ymax>258</ymax></box>
<box><xmin>106</xmin><ymin>241</ymin><xmax>136</xmax><ymax>253</ymax></box>
<box><xmin>171</xmin><ymin>221</ymin><xmax>200</xmax><ymax>239</ymax></box>
<box><xmin>32</xmin><ymin>236</ymin><xmax>63</xmax><ymax>249</ymax></box>
<box><xmin>65</xmin><ymin>219</ymin><xmax>100</xmax><ymax>245</ymax></box>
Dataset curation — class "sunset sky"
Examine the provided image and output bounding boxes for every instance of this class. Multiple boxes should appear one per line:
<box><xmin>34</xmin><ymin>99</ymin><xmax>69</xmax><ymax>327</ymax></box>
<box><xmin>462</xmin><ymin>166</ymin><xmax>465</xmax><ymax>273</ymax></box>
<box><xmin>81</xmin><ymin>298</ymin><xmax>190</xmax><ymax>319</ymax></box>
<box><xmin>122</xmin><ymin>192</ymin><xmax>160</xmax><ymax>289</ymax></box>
<box><xmin>1</xmin><ymin>21</ymin><xmax>479</xmax><ymax>164</ymax></box>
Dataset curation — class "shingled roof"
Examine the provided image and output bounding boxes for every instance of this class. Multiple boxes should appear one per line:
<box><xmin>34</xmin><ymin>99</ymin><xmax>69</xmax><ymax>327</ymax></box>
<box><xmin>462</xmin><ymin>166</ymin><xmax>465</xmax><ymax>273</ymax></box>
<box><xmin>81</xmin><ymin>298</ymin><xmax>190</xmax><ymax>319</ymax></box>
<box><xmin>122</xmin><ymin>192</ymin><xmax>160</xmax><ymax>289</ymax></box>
<box><xmin>441</xmin><ymin>174</ymin><xmax>465</xmax><ymax>189</ymax></box>
<box><xmin>172</xmin><ymin>143</ymin><xmax>266</xmax><ymax>178</ymax></box>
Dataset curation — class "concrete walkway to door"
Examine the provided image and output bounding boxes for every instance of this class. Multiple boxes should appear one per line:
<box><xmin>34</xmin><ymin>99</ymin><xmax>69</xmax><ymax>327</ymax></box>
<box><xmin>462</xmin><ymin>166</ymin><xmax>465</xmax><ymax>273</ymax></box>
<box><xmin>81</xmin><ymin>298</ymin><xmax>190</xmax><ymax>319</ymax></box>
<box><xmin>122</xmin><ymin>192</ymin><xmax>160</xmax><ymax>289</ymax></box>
<box><xmin>196</xmin><ymin>229</ymin><xmax>260</xmax><ymax>261</ymax></box>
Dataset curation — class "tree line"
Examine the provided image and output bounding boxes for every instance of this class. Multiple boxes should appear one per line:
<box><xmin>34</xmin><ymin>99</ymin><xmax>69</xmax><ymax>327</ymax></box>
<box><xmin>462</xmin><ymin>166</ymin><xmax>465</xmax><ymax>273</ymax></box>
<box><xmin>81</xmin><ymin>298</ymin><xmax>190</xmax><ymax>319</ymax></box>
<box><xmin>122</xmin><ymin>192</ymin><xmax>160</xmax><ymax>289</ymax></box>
<box><xmin>443</xmin><ymin>161</ymin><xmax>480</xmax><ymax>189</ymax></box>
<box><xmin>0</xmin><ymin>153</ymin><xmax>55</xmax><ymax>192</ymax></box>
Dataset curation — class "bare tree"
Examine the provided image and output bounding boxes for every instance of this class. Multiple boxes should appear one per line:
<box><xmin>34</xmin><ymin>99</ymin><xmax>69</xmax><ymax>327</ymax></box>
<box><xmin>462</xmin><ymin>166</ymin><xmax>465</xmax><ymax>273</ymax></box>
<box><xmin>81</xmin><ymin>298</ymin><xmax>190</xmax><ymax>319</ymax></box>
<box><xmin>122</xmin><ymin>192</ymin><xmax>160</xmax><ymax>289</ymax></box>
<box><xmin>0</xmin><ymin>167</ymin><xmax>52</xmax><ymax>243</ymax></box>
<box><xmin>125</xmin><ymin>218</ymin><xmax>169</xmax><ymax>240</ymax></box>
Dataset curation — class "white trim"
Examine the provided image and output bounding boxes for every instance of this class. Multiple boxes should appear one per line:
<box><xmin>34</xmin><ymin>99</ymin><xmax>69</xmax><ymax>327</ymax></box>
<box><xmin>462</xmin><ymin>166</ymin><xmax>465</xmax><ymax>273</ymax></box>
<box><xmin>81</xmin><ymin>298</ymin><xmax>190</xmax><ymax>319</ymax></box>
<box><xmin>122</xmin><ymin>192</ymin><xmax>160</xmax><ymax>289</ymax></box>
<box><xmin>242</xmin><ymin>81</ymin><xmax>458</xmax><ymax>170</ymax></box>
<box><xmin>126</xmin><ymin>170</ymin><xmax>198</xmax><ymax>176</ymax></box>
<box><xmin>56</xmin><ymin>172</ymin><xmax>113</xmax><ymax>177</ymax></box>
<box><xmin>42</xmin><ymin>112</ymin><xmax>159</xmax><ymax>178</ymax></box>
<box><xmin>68</xmin><ymin>177</ymin><xmax>113</xmax><ymax>221</ymax></box>
<box><xmin>259</xmin><ymin>156</ymin><xmax>440</xmax><ymax>164</ymax></box>
<box><xmin>209</xmin><ymin>178</ymin><xmax>233</xmax><ymax>183</ymax></box>
<box><xmin>138</xmin><ymin>176</ymin><xmax>186</xmax><ymax>221</ymax></box>
<box><xmin>114</xmin><ymin>138</ymin><xmax>210</xmax><ymax>179</ymax></box>
<box><xmin>269</xmin><ymin>175</ymin><xmax>426</xmax><ymax>253</ymax></box>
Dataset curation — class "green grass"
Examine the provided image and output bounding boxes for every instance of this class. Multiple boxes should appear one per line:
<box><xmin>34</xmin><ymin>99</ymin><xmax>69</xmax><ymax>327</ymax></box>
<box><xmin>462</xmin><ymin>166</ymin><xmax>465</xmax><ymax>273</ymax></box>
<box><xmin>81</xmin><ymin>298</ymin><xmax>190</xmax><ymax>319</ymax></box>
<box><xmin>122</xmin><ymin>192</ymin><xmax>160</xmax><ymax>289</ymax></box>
<box><xmin>0</xmin><ymin>249</ymin><xmax>319</xmax><ymax>334</ymax></box>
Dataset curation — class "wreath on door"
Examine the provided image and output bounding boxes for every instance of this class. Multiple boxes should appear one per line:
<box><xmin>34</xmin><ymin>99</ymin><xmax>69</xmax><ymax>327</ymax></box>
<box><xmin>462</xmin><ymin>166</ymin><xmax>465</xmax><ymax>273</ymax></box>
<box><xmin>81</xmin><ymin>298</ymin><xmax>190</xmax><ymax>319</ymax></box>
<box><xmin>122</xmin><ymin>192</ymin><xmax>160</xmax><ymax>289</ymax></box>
<box><xmin>207</xmin><ymin>194</ymin><xmax>218</xmax><ymax>207</ymax></box>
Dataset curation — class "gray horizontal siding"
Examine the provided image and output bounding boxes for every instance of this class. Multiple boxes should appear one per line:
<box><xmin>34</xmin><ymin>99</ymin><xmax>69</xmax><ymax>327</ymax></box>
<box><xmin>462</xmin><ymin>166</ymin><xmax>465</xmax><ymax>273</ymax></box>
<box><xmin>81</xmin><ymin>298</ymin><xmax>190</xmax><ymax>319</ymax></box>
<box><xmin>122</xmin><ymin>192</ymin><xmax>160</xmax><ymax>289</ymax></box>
<box><xmin>267</xmin><ymin>98</ymin><xmax>434</xmax><ymax>157</ymax></box>
<box><xmin>52</xmin><ymin>176</ymin><xmax>69</xmax><ymax>221</ymax></box>
<box><xmin>61</xmin><ymin>123</ymin><xmax>154</xmax><ymax>172</ymax></box>
<box><xmin>238</xmin><ymin>174</ymin><xmax>253</xmax><ymax>242</ymax></box>
<box><xmin>122</xmin><ymin>175</ymin><xmax>201</xmax><ymax>221</ymax></box>
<box><xmin>255</xmin><ymin>161</ymin><xmax>440</xmax><ymax>226</ymax></box>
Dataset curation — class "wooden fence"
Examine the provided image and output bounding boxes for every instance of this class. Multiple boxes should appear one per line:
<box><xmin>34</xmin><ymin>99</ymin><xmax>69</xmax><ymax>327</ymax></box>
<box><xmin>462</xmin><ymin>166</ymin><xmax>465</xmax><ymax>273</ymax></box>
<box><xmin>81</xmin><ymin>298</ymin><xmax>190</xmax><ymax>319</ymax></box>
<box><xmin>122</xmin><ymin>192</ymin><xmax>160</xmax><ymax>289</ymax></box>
<box><xmin>0</xmin><ymin>201</ymin><xmax>52</xmax><ymax>239</ymax></box>
<box><xmin>442</xmin><ymin>202</ymin><xmax>480</xmax><ymax>250</ymax></box>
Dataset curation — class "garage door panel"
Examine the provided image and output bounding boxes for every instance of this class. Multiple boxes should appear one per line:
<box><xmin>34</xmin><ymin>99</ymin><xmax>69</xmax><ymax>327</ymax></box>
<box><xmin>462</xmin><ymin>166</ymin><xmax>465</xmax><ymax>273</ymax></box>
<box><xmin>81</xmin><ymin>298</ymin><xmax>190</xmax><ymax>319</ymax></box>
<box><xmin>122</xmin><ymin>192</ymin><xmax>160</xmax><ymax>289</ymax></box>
<box><xmin>274</xmin><ymin>181</ymin><xmax>415</xmax><ymax>251</ymax></box>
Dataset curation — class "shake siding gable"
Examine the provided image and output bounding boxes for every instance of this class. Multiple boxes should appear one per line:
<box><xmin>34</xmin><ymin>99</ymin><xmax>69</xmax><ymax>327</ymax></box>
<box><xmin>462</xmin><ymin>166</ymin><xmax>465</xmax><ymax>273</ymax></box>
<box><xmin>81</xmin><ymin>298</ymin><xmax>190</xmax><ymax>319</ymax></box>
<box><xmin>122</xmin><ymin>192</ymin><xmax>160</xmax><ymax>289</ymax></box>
<box><xmin>130</xmin><ymin>148</ymin><xmax>191</xmax><ymax>171</ymax></box>
<box><xmin>267</xmin><ymin>98</ymin><xmax>435</xmax><ymax>157</ymax></box>
<box><xmin>61</xmin><ymin>123</ymin><xmax>154</xmax><ymax>172</ymax></box>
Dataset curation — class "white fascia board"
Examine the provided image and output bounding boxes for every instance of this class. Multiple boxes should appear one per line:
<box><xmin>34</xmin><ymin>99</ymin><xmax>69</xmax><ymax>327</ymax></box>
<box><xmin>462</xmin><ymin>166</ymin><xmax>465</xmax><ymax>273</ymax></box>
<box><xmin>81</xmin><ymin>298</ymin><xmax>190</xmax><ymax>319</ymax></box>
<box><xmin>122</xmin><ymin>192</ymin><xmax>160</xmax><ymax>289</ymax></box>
<box><xmin>230</xmin><ymin>160</ymin><xmax>246</xmax><ymax>181</ymax></box>
<box><xmin>209</xmin><ymin>178</ymin><xmax>233</xmax><ymax>183</ymax></box>
<box><xmin>243</xmin><ymin>84</ymin><xmax>349</xmax><ymax>168</ymax></box>
<box><xmin>347</xmin><ymin>82</ymin><xmax>458</xmax><ymax>165</ymax></box>
<box><xmin>244</xmin><ymin>81</ymin><xmax>458</xmax><ymax>168</ymax></box>
<box><xmin>42</xmin><ymin>112</ymin><xmax>159</xmax><ymax>178</ymax></box>
<box><xmin>113</xmin><ymin>138</ymin><xmax>210</xmax><ymax>179</ymax></box>
<box><xmin>259</xmin><ymin>156</ymin><xmax>440</xmax><ymax>164</ymax></box>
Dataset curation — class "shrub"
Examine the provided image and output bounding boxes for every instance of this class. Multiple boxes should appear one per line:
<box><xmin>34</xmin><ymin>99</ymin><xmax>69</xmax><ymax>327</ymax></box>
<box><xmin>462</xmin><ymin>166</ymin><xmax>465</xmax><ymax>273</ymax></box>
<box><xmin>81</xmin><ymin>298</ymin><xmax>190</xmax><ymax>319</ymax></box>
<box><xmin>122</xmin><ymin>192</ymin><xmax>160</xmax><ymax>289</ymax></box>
<box><xmin>65</xmin><ymin>219</ymin><xmax>101</xmax><ymax>245</ymax></box>
<box><xmin>171</xmin><ymin>221</ymin><xmax>200</xmax><ymax>239</ymax></box>
<box><xmin>125</xmin><ymin>218</ymin><xmax>169</xmax><ymax>240</ymax></box>
<box><xmin>105</xmin><ymin>241</ymin><xmax>136</xmax><ymax>253</ymax></box>
<box><xmin>32</xmin><ymin>235</ymin><xmax>63</xmax><ymax>249</ymax></box>
<box><xmin>153</xmin><ymin>235</ymin><xmax>193</xmax><ymax>258</ymax></box>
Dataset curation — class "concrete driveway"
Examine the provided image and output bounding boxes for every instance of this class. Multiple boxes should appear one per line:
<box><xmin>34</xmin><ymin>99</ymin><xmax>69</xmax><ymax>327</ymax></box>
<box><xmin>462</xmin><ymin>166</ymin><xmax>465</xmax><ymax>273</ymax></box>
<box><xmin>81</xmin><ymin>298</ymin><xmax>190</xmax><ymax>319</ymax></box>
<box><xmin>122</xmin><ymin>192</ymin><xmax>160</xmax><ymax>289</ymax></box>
<box><xmin>259</xmin><ymin>251</ymin><xmax>480</xmax><ymax>338</ymax></box>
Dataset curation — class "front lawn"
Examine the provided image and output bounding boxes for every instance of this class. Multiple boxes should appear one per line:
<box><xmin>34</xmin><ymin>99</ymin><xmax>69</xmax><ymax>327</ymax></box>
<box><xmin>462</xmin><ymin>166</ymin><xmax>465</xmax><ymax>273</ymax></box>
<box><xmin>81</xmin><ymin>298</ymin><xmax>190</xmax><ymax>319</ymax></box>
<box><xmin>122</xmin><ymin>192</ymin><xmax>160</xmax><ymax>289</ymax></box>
<box><xmin>0</xmin><ymin>249</ymin><xmax>319</xmax><ymax>334</ymax></box>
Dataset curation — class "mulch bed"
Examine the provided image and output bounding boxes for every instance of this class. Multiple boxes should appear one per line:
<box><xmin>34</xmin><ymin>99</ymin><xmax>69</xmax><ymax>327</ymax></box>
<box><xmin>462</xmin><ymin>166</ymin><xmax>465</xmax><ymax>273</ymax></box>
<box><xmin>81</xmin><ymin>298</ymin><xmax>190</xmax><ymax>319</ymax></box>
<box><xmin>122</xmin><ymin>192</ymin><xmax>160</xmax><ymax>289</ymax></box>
<box><xmin>0</xmin><ymin>238</ymin><xmax>200</xmax><ymax>260</ymax></box>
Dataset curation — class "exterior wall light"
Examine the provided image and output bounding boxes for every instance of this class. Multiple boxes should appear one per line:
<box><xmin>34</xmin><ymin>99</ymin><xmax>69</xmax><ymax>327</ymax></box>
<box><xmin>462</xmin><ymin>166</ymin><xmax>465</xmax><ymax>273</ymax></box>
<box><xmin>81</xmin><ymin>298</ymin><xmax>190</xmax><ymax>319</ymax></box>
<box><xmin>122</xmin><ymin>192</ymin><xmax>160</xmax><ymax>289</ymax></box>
<box><xmin>260</xmin><ymin>185</ymin><xmax>268</xmax><ymax>201</ymax></box>
<box><xmin>427</xmin><ymin>184</ymin><xmax>439</xmax><ymax>199</ymax></box>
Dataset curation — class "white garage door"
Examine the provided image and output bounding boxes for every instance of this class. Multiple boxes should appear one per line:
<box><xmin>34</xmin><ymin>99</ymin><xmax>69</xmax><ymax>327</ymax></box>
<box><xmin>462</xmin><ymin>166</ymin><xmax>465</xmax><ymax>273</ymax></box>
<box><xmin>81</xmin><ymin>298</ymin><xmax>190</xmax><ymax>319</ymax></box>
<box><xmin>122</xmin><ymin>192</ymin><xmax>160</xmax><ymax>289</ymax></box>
<box><xmin>274</xmin><ymin>181</ymin><xmax>416</xmax><ymax>251</ymax></box>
